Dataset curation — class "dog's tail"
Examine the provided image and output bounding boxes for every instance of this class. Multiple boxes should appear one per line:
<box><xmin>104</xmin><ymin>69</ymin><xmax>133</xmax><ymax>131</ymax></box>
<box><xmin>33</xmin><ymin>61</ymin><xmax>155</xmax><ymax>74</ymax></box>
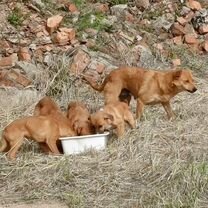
<box><xmin>82</xmin><ymin>75</ymin><xmax>106</xmax><ymax>92</ymax></box>
<box><xmin>0</xmin><ymin>133</ymin><xmax>8</xmax><ymax>152</ymax></box>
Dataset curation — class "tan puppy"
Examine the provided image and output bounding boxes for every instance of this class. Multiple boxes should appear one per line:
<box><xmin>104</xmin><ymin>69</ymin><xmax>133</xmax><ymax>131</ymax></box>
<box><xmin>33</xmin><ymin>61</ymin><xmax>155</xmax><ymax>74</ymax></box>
<box><xmin>0</xmin><ymin>116</ymin><xmax>60</xmax><ymax>160</ymax></box>
<box><xmin>34</xmin><ymin>96</ymin><xmax>76</xmax><ymax>153</ymax></box>
<box><xmin>34</xmin><ymin>96</ymin><xmax>76</xmax><ymax>137</ymax></box>
<box><xmin>84</xmin><ymin>67</ymin><xmax>197</xmax><ymax>120</ymax></box>
<box><xmin>67</xmin><ymin>101</ymin><xmax>95</xmax><ymax>135</ymax></box>
<box><xmin>90</xmin><ymin>101</ymin><xmax>136</xmax><ymax>137</ymax></box>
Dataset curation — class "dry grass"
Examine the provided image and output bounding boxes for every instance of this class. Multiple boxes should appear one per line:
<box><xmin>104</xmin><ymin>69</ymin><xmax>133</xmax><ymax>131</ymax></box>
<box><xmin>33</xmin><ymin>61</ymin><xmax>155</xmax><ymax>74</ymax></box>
<box><xmin>0</xmin><ymin>53</ymin><xmax>208</xmax><ymax>208</ymax></box>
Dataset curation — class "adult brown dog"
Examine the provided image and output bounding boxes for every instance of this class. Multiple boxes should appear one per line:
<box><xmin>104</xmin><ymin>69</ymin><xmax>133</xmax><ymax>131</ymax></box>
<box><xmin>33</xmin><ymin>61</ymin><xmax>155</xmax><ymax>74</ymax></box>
<box><xmin>34</xmin><ymin>96</ymin><xmax>76</xmax><ymax>152</ymax></box>
<box><xmin>67</xmin><ymin>101</ymin><xmax>95</xmax><ymax>135</ymax></box>
<box><xmin>90</xmin><ymin>101</ymin><xmax>135</xmax><ymax>137</ymax></box>
<box><xmin>84</xmin><ymin>67</ymin><xmax>197</xmax><ymax>120</ymax></box>
<box><xmin>0</xmin><ymin>116</ymin><xmax>60</xmax><ymax>160</ymax></box>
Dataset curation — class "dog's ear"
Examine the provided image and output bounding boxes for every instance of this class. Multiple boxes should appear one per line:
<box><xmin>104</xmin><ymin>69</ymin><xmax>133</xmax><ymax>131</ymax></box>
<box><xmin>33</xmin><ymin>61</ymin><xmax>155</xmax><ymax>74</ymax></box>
<box><xmin>104</xmin><ymin>113</ymin><xmax>114</xmax><ymax>121</ymax></box>
<box><xmin>173</xmin><ymin>70</ymin><xmax>182</xmax><ymax>80</ymax></box>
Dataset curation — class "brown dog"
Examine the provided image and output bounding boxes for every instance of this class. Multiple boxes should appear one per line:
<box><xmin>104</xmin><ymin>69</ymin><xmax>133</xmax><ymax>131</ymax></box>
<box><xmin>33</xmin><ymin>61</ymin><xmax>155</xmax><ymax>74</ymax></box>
<box><xmin>84</xmin><ymin>67</ymin><xmax>197</xmax><ymax>120</ymax></box>
<box><xmin>34</xmin><ymin>96</ymin><xmax>76</xmax><ymax>137</ymax></box>
<box><xmin>0</xmin><ymin>116</ymin><xmax>60</xmax><ymax>160</ymax></box>
<box><xmin>34</xmin><ymin>96</ymin><xmax>76</xmax><ymax>153</ymax></box>
<box><xmin>67</xmin><ymin>101</ymin><xmax>95</xmax><ymax>135</ymax></box>
<box><xmin>90</xmin><ymin>101</ymin><xmax>136</xmax><ymax>137</ymax></box>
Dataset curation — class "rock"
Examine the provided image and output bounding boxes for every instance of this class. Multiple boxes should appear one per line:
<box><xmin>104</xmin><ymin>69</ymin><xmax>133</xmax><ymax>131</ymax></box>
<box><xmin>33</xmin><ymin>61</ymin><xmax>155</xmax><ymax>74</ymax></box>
<box><xmin>59</xmin><ymin>28</ymin><xmax>76</xmax><ymax>41</ymax></box>
<box><xmin>198</xmin><ymin>24</ymin><xmax>208</xmax><ymax>34</ymax></box>
<box><xmin>94</xmin><ymin>3</ymin><xmax>109</xmax><ymax>13</ymax></box>
<box><xmin>46</xmin><ymin>15</ymin><xmax>63</xmax><ymax>34</ymax></box>
<box><xmin>0</xmin><ymin>40</ymin><xmax>11</xmax><ymax>49</ymax></box>
<box><xmin>153</xmin><ymin>15</ymin><xmax>174</xmax><ymax>31</ymax></box>
<box><xmin>191</xmin><ymin>9</ymin><xmax>208</xmax><ymax>30</ymax></box>
<box><xmin>54</xmin><ymin>31</ymin><xmax>69</xmax><ymax>45</ymax></box>
<box><xmin>125</xmin><ymin>11</ymin><xmax>135</xmax><ymax>22</ymax></box>
<box><xmin>43</xmin><ymin>53</ymin><xmax>53</xmax><ymax>65</ymax></box>
<box><xmin>0</xmin><ymin>54</ymin><xmax>18</xmax><ymax>68</ymax></box>
<box><xmin>70</xmin><ymin>50</ymin><xmax>91</xmax><ymax>74</ymax></box>
<box><xmin>172</xmin><ymin>58</ymin><xmax>181</xmax><ymax>67</ymax></box>
<box><xmin>88</xmin><ymin>60</ymin><xmax>106</xmax><ymax>74</ymax></box>
<box><xmin>135</xmin><ymin>0</ymin><xmax>150</xmax><ymax>10</ymax></box>
<box><xmin>67</xmin><ymin>3</ymin><xmax>78</xmax><ymax>13</ymax></box>
<box><xmin>187</xmin><ymin>0</ymin><xmax>202</xmax><ymax>11</ymax></box>
<box><xmin>18</xmin><ymin>47</ymin><xmax>31</xmax><ymax>61</ymax></box>
<box><xmin>180</xmin><ymin>6</ymin><xmax>191</xmax><ymax>16</ymax></box>
<box><xmin>177</xmin><ymin>17</ymin><xmax>187</xmax><ymax>26</ymax></box>
<box><xmin>172</xmin><ymin>36</ymin><xmax>183</xmax><ymax>45</ymax></box>
<box><xmin>118</xmin><ymin>31</ymin><xmax>135</xmax><ymax>43</ymax></box>
<box><xmin>170</xmin><ymin>23</ymin><xmax>186</xmax><ymax>36</ymax></box>
<box><xmin>184</xmin><ymin>23</ymin><xmax>197</xmax><ymax>34</ymax></box>
<box><xmin>184</xmin><ymin>11</ymin><xmax>195</xmax><ymax>22</ymax></box>
<box><xmin>16</xmin><ymin>61</ymin><xmax>41</xmax><ymax>79</ymax></box>
<box><xmin>111</xmin><ymin>4</ymin><xmax>128</xmax><ymax>18</ymax></box>
<box><xmin>32</xmin><ymin>0</ymin><xmax>45</xmax><ymax>8</ymax></box>
<box><xmin>6</xmin><ymin>69</ymin><xmax>32</xmax><ymax>87</ymax></box>
<box><xmin>184</xmin><ymin>34</ymin><xmax>198</xmax><ymax>44</ymax></box>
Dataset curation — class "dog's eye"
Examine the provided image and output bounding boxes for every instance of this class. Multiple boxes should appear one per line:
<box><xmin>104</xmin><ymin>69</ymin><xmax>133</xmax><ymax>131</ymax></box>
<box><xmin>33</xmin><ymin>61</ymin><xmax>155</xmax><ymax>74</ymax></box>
<box><xmin>98</xmin><ymin>125</ymin><xmax>102</xmax><ymax>128</ymax></box>
<box><xmin>185</xmin><ymin>80</ymin><xmax>189</xmax><ymax>83</ymax></box>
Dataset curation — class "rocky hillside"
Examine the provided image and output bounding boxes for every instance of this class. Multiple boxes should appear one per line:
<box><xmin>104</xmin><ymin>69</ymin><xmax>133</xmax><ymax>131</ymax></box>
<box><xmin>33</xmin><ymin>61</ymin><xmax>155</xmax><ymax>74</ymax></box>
<box><xmin>0</xmin><ymin>0</ymin><xmax>208</xmax><ymax>92</ymax></box>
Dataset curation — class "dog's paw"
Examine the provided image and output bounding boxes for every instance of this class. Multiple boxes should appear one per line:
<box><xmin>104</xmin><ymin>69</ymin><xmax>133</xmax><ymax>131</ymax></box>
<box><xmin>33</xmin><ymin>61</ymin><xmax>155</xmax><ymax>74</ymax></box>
<box><xmin>135</xmin><ymin>120</ymin><xmax>140</xmax><ymax>128</ymax></box>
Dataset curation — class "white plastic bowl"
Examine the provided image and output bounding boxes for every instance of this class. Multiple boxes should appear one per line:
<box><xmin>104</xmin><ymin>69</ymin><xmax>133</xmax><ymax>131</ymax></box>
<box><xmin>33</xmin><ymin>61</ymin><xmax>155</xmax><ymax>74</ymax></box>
<box><xmin>59</xmin><ymin>132</ymin><xmax>109</xmax><ymax>155</ymax></box>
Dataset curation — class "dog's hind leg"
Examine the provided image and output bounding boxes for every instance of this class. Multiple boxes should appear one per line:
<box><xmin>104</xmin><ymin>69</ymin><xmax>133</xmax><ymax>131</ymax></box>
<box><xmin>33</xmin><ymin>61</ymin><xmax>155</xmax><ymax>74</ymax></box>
<box><xmin>7</xmin><ymin>137</ymin><xmax>24</xmax><ymax>160</ymax></box>
<box><xmin>136</xmin><ymin>98</ymin><xmax>144</xmax><ymax>120</ymax></box>
<box><xmin>161</xmin><ymin>102</ymin><xmax>175</xmax><ymax>120</ymax></box>
<box><xmin>124</xmin><ymin>111</ymin><xmax>136</xmax><ymax>129</ymax></box>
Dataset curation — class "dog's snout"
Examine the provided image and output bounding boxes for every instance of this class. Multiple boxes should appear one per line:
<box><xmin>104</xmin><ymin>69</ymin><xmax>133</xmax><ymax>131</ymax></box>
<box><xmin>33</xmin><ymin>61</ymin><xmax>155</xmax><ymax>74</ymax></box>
<box><xmin>191</xmin><ymin>87</ymin><xmax>197</xmax><ymax>93</ymax></box>
<box><xmin>187</xmin><ymin>87</ymin><xmax>197</xmax><ymax>93</ymax></box>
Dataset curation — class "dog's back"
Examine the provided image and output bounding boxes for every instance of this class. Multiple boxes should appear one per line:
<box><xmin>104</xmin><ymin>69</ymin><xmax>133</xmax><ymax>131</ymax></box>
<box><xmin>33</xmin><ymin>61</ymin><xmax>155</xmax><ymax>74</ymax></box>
<box><xmin>34</xmin><ymin>96</ymin><xmax>60</xmax><ymax>116</ymax></box>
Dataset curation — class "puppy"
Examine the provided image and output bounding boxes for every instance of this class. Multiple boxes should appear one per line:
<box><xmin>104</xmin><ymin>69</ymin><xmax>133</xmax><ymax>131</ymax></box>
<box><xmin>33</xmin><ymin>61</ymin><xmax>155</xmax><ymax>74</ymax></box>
<box><xmin>34</xmin><ymin>96</ymin><xmax>76</xmax><ymax>137</ymax></box>
<box><xmin>34</xmin><ymin>96</ymin><xmax>76</xmax><ymax>153</ymax></box>
<box><xmin>90</xmin><ymin>101</ymin><xmax>136</xmax><ymax>137</ymax></box>
<box><xmin>84</xmin><ymin>67</ymin><xmax>197</xmax><ymax>120</ymax></box>
<box><xmin>67</xmin><ymin>101</ymin><xmax>94</xmax><ymax>135</ymax></box>
<box><xmin>0</xmin><ymin>116</ymin><xmax>60</xmax><ymax>160</ymax></box>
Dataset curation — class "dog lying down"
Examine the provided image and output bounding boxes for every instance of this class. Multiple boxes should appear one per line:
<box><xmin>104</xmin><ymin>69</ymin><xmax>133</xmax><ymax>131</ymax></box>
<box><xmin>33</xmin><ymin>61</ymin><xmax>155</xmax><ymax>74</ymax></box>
<box><xmin>0</xmin><ymin>116</ymin><xmax>61</xmax><ymax>160</ymax></box>
<box><xmin>67</xmin><ymin>101</ymin><xmax>95</xmax><ymax>136</ymax></box>
<box><xmin>84</xmin><ymin>67</ymin><xmax>197</xmax><ymax>120</ymax></box>
<box><xmin>90</xmin><ymin>101</ymin><xmax>136</xmax><ymax>138</ymax></box>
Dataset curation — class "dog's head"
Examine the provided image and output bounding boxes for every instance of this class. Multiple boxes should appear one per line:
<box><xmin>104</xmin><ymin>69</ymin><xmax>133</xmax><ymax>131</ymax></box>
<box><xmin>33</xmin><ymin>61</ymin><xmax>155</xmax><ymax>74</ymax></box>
<box><xmin>172</xmin><ymin>69</ymin><xmax>197</xmax><ymax>93</ymax></box>
<box><xmin>90</xmin><ymin>111</ymin><xmax>114</xmax><ymax>134</ymax></box>
<box><xmin>73</xmin><ymin>120</ymin><xmax>95</xmax><ymax>136</ymax></box>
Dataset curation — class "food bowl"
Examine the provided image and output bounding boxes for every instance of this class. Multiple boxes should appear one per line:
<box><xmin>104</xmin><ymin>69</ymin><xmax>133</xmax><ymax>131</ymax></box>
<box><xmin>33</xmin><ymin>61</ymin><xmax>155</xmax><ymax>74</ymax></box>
<box><xmin>59</xmin><ymin>132</ymin><xmax>109</xmax><ymax>155</ymax></box>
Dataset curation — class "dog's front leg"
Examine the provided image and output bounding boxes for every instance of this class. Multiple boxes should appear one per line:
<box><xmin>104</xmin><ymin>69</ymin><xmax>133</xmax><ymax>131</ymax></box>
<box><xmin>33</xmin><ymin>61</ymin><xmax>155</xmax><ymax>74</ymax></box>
<box><xmin>46</xmin><ymin>140</ymin><xmax>60</xmax><ymax>155</ymax></box>
<box><xmin>161</xmin><ymin>102</ymin><xmax>175</xmax><ymax>120</ymax></box>
<box><xmin>136</xmin><ymin>98</ymin><xmax>144</xmax><ymax>120</ymax></box>
<box><xmin>116</xmin><ymin>122</ymin><xmax>125</xmax><ymax>138</ymax></box>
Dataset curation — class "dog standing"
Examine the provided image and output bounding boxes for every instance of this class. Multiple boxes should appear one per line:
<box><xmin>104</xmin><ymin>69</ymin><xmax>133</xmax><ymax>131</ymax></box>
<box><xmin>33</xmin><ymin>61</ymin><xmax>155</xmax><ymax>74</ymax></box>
<box><xmin>90</xmin><ymin>101</ymin><xmax>136</xmax><ymax>137</ymax></box>
<box><xmin>67</xmin><ymin>101</ymin><xmax>94</xmax><ymax>135</ymax></box>
<box><xmin>34</xmin><ymin>96</ymin><xmax>76</xmax><ymax>137</ymax></box>
<box><xmin>84</xmin><ymin>67</ymin><xmax>197</xmax><ymax>120</ymax></box>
